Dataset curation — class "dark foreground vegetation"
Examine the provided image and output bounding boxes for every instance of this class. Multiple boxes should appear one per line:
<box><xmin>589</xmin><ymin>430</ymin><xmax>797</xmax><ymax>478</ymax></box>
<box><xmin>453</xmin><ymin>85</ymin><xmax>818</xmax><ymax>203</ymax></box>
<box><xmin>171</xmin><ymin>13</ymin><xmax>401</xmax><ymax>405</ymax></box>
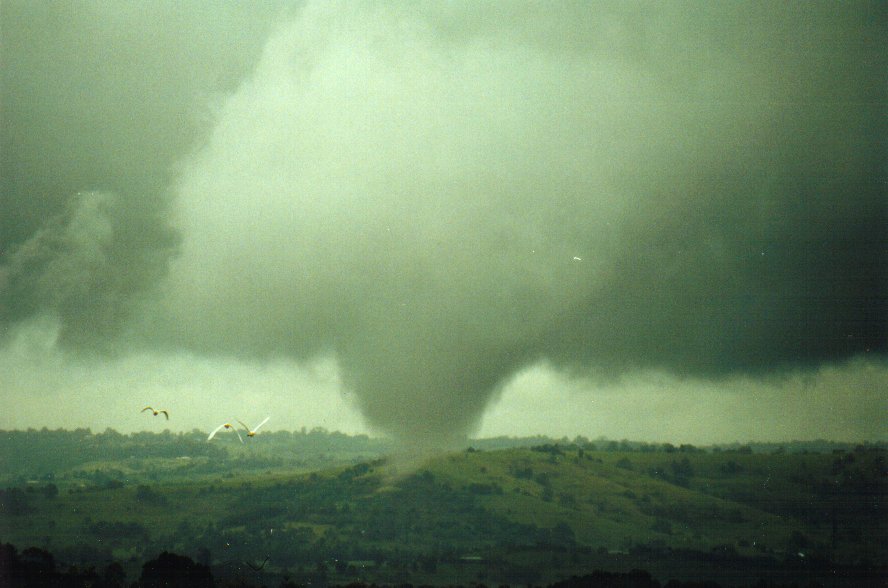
<box><xmin>1</xmin><ymin>429</ymin><xmax>885</xmax><ymax>587</ymax></box>
<box><xmin>2</xmin><ymin>542</ymin><xmax>884</xmax><ymax>588</ymax></box>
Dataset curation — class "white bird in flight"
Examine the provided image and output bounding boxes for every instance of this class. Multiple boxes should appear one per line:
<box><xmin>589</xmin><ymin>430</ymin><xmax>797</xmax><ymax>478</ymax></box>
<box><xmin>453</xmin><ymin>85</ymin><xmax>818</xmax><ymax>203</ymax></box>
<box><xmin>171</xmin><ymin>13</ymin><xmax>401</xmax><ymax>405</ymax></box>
<box><xmin>207</xmin><ymin>422</ymin><xmax>244</xmax><ymax>444</ymax></box>
<box><xmin>142</xmin><ymin>406</ymin><xmax>169</xmax><ymax>420</ymax></box>
<box><xmin>237</xmin><ymin>417</ymin><xmax>270</xmax><ymax>438</ymax></box>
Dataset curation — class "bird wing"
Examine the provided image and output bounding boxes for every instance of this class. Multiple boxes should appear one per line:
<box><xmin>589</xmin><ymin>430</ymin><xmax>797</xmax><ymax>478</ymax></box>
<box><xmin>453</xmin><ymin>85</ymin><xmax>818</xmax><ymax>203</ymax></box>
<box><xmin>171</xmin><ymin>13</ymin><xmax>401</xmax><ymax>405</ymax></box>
<box><xmin>208</xmin><ymin>423</ymin><xmax>227</xmax><ymax>441</ymax></box>
<box><xmin>141</xmin><ymin>406</ymin><xmax>153</xmax><ymax>413</ymax></box>
<box><xmin>246</xmin><ymin>556</ymin><xmax>269</xmax><ymax>571</ymax></box>
<box><xmin>160</xmin><ymin>410</ymin><xmax>169</xmax><ymax>420</ymax></box>
<box><xmin>233</xmin><ymin>428</ymin><xmax>244</xmax><ymax>444</ymax></box>
<box><xmin>253</xmin><ymin>417</ymin><xmax>270</xmax><ymax>432</ymax></box>
<box><xmin>236</xmin><ymin>419</ymin><xmax>250</xmax><ymax>433</ymax></box>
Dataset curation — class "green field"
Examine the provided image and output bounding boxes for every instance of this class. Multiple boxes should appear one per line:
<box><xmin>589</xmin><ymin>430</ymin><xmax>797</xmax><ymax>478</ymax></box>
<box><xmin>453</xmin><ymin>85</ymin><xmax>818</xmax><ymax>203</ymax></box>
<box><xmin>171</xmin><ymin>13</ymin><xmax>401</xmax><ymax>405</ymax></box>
<box><xmin>1</xmin><ymin>431</ymin><xmax>885</xmax><ymax>586</ymax></box>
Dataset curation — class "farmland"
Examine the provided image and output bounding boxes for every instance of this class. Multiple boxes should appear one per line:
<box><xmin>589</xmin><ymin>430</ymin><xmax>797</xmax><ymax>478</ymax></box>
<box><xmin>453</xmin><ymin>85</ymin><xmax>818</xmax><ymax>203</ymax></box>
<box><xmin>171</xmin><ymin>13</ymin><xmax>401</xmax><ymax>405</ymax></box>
<box><xmin>1</xmin><ymin>429</ymin><xmax>885</xmax><ymax>586</ymax></box>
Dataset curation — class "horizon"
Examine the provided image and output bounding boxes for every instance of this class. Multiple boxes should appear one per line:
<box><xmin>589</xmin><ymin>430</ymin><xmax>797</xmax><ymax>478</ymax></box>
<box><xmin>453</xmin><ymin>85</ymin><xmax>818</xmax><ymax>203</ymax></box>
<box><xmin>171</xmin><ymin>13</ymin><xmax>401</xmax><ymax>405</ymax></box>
<box><xmin>4</xmin><ymin>424</ymin><xmax>885</xmax><ymax>449</ymax></box>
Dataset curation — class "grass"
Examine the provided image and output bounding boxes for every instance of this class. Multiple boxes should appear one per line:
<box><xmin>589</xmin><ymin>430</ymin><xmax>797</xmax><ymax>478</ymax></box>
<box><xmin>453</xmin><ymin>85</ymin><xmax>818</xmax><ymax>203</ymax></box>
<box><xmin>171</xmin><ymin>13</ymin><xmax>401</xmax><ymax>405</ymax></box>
<box><xmin>2</xmin><ymin>443</ymin><xmax>884</xmax><ymax>586</ymax></box>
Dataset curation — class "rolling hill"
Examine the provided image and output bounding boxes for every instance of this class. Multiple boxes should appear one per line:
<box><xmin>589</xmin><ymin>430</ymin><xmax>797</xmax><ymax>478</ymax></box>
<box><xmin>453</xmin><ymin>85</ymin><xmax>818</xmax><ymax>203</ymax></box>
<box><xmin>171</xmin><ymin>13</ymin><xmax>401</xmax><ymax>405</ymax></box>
<box><xmin>1</xmin><ymin>434</ymin><xmax>885</xmax><ymax>586</ymax></box>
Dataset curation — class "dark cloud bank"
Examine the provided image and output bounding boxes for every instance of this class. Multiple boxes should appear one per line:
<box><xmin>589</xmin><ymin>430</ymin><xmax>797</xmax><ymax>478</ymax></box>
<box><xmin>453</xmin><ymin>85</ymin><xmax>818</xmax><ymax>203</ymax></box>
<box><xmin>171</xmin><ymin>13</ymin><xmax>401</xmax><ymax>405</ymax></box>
<box><xmin>2</xmin><ymin>2</ymin><xmax>885</xmax><ymax>449</ymax></box>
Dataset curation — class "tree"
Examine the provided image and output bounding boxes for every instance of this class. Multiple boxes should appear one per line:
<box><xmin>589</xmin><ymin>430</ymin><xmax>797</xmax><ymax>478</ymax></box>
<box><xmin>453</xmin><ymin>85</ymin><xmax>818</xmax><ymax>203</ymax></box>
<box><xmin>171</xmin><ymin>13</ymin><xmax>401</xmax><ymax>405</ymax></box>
<box><xmin>195</xmin><ymin>546</ymin><xmax>212</xmax><ymax>567</ymax></box>
<box><xmin>0</xmin><ymin>487</ymin><xmax>33</xmax><ymax>515</ymax></box>
<box><xmin>541</xmin><ymin>486</ymin><xmax>554</xmax><ymax>502</ymax></box>
<box><xmin>670</xmin><ymin>457</ymin><xmax>694</xmax><ymax>478</ymax></box>
<box><xmin>651</xmin><ymin>518</ymin><xmax>673</xmax><ymax>535</ymax></box>
<box><xmin>551</xmin><ymin>522</ymin><xmax>576</xmax><ymax>546</ymax></box>
<box><xmin>136</xmin><ymin>484</ymin><xmax>167</xmax><ymax>506</ymax></box>
<box><xmin>101</xmin><ymin>561</ymin><xmax>127</xmax><ymax>588</ymax></box>
<box><xmin>139</xmin><ymin>551</ymin><xmax>214</xmax><ymax>588</ymax></box>
<box><xmin>18</xmin><ymin>546</ymin><xmax>57</xmax><ymax>583</ymax></box>
<box><xmin>0</xmin><ymin>543</ymin><xmax>18</xmax><ymax>586</ymax></box>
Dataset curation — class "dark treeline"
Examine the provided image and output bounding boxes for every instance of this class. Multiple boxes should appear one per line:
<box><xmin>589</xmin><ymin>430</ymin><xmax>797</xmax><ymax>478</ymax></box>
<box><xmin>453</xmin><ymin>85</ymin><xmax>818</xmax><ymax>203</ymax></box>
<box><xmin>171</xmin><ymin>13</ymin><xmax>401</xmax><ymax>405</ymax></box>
<box><xmin>474</xmin><ymin>436</ymin><xmax>885</xmax><ymax>455</ymax></box>
<box><xmin>4</xmin><ymin>542</ymin><xmax>879</xmax><ymax>588</ymax></box>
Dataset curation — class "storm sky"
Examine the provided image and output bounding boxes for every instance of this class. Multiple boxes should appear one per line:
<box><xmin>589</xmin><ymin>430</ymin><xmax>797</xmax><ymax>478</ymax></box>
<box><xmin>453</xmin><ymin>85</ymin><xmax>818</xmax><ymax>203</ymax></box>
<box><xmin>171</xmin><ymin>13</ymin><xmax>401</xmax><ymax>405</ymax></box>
<box><xmin>2</xmin><ymin>1</ymin><xmax>886</xmax><ymax>448</ymax></box>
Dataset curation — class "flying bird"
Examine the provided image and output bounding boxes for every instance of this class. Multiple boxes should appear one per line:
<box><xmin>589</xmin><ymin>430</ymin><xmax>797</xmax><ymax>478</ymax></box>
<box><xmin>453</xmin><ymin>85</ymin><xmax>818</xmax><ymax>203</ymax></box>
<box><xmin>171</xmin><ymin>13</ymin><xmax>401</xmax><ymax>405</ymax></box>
<box><xmin>142</xmin><ymin>406</ymin><xmax>169</xmax><ymax>420</ymax></box>
<box><xmin>237</xmin><ymin>417</ymin><xmax>270</xmax><ymax>438</ymax></box>
<box><xmin>208</xmin><ymin>422</ymin><xmax>244</xmax><ymax>444</ymax></box>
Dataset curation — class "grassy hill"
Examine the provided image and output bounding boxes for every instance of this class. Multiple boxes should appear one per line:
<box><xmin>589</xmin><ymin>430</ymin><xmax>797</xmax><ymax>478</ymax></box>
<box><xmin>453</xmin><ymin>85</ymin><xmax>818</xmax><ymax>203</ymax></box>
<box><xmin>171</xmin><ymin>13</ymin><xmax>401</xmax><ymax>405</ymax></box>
<box><xmin>0</xmin><ymin>428</ymin><xmax>395</xmax><ymax>487</ymax></box>
<box><xmin>1</xmin><ymin>438</ymin><xmax>885</xmax><ymax>586</ymax></box>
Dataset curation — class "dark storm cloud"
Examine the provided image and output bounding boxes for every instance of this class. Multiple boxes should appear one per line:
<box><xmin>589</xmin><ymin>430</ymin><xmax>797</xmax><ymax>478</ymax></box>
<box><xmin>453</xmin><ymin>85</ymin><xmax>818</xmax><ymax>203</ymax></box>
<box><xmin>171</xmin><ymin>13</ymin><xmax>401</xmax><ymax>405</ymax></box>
<box><xmin>545</xmin><ymin>146</ymin><xmax>887</xmax><ymax>378</ymax></box>
<box><xmin>1</xmin><ymin>191</ymin><xmax>175</xmax><ymax>348</ymax></box>
<box><xmin>3</xmin><ymin>2</ymin><xmax>885</xmax><ymax>448</ymax></box>
<box><xmin>0</xmin><ymin>0</ymin><xmax>290</xmax><ymax>339</ymax></box>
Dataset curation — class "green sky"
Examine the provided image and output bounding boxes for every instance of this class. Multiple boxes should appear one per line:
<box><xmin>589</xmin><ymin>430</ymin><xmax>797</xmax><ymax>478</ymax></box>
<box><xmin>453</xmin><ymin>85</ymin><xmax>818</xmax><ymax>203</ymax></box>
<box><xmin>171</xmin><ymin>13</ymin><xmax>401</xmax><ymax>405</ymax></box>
<box><xmin>1</xmin><ymin>1</ymin><xmax>885</xmax><ymax>448</ymax></box>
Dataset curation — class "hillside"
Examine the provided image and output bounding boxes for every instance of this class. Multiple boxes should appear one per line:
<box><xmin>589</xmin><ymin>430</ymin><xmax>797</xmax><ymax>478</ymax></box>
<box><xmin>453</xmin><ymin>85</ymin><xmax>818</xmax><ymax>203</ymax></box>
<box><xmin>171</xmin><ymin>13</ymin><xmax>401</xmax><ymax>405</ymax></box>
<box><xmin>1</xmin><ymin>436</ymin><xmax>885</xmax><ymax>586</ymax></box>
<box><xmin>0</xmin><ymin>428</ymin><xmax>396</xmax><ymax>486</ymax></box>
